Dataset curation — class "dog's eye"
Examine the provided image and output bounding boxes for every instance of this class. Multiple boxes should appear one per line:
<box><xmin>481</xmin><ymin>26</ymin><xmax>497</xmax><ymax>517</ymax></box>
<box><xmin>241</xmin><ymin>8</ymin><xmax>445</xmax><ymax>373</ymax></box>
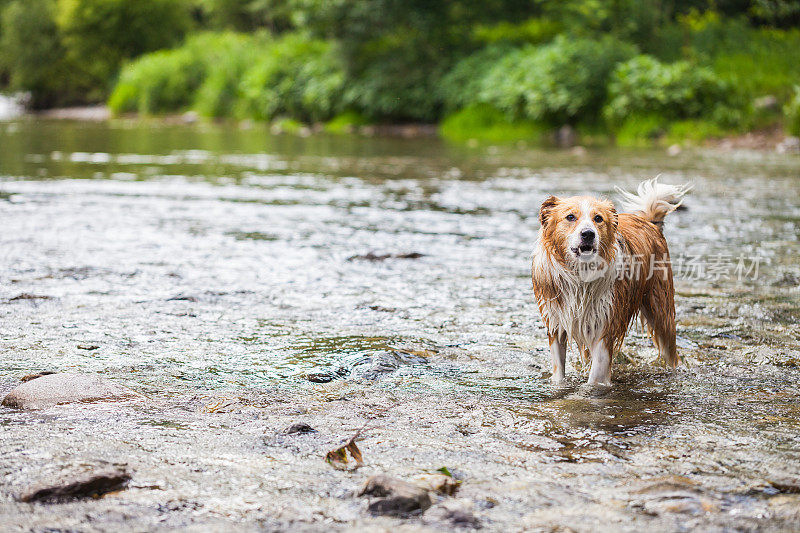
<box><xmin>594</xmin><ymin>215</ymin><xmax>604</xmax><ymax>223</ymax></box>
<box><xmin>565</xmin><ymin>214</ymin><xmax>576</xmax><ymax>221</ymax></box>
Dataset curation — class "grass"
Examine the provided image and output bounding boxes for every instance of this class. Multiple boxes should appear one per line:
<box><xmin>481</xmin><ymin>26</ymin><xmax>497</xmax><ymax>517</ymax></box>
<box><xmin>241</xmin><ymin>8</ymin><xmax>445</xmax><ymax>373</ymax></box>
<box><xmin>439</xmin><ymin>104</ymin><xmax>549</xmax><ymax>144</ymax></box>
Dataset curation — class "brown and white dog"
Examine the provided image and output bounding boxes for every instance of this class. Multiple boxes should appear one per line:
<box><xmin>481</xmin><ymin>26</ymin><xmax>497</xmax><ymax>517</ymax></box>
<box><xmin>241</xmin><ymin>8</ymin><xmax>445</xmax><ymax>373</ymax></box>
<box><xmin>531</xmin><ymin>178</ymin><xmax>691</xmax><ymax>385</ymax></box>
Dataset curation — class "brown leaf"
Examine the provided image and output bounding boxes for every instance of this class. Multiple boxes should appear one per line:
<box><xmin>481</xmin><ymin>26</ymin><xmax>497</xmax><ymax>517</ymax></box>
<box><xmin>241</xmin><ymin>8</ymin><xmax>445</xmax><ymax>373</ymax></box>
<box><xmin>345</xmin><ymin>439</ymin><xmax>363</xmax><ymax>464</ymax></box>
<box><xmin>325</xmin><ymin>437</ymin><xmax>363</xmax><ymax>470</ymax></box>
<box><xmin>325</xmin><ymin>447</ymin><xmax>348</xmax><ymax>467</ymax></box>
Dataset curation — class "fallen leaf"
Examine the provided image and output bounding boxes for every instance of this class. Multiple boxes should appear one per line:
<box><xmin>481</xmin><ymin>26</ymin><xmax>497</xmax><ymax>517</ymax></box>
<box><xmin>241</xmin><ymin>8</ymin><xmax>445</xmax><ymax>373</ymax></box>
<box><xmin>325</xmin><ymin>436</ymin><xmax>363</xmax><ymax>469</ymax></box>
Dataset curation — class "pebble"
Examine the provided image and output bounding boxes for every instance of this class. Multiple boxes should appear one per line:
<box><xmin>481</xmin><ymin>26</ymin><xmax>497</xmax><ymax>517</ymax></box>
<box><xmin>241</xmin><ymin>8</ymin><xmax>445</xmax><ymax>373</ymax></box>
<box><xmin>284</xmin><ymin>423</ymin><xmax>317</xmax><ymax>435</ymax></box>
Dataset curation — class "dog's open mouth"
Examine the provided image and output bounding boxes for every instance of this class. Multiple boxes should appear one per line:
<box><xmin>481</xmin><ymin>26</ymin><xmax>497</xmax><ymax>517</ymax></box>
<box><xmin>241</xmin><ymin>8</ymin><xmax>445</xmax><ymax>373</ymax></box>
<box><xmin>575</xmin><ymin>243</ymin><xmax>595</xmax><ymax>255</ymax></box>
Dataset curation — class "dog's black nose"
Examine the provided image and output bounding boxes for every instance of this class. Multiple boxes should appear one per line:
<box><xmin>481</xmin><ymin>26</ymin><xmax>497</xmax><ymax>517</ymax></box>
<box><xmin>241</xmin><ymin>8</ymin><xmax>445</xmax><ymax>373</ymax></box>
<box><xmin>580</xmin><ymin>229</ymin><xmax>595</xmax><ymax>241</ymax></box>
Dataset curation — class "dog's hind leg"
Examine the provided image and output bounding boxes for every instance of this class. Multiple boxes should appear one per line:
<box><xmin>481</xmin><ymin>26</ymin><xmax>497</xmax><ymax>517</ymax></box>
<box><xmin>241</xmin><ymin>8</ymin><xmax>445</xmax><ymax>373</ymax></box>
<box><xmin>640</xmin><ymin>284</ymin><xmax>679</xmax><ymax>368</ymax></box>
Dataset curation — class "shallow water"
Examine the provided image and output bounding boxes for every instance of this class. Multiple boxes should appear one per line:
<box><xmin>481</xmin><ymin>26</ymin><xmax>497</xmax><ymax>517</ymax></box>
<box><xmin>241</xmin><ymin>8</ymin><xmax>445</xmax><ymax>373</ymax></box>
<box><xmin>1</xmin><ymin>119</ymin><xmax>799</xmax><ymax>531</ymax></box>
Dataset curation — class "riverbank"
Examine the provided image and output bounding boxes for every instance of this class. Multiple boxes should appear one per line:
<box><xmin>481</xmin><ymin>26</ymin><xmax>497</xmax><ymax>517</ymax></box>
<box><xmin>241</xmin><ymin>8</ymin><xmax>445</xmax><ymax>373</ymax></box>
<box><xmin>14</xmin><ymin>105</ymin><xmax>800</xmax><ymax>154</ymax></box>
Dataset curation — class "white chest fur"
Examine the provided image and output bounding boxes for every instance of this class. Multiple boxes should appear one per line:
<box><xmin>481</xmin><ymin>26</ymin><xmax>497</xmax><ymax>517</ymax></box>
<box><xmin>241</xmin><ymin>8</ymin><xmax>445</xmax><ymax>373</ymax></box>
<box><xmin>532</xmin><ymin>239</ymin><xmax>619</xmax><ymax>349</ymax></box>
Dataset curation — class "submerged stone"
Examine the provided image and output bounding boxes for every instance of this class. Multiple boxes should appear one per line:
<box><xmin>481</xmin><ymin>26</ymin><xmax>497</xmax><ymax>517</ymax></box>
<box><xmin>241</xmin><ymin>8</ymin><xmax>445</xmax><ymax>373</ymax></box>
<box><xmin>2</xmin><ymin>373</ymin><xmax>140</xmax><ymax>409</ymax></box>
<box><xmin>358</xmin><ymin>475</ymin><xmax>432</xmax><ymax>517</ymax></box>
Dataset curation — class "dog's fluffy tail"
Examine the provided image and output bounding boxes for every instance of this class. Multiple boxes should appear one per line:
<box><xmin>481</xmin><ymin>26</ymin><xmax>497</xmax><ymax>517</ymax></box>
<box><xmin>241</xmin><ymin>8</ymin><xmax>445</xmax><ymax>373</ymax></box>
<box><xmin>615</xmin><ymin>177</ymin><xmax>692</xmax><ymax>231</ymax></box>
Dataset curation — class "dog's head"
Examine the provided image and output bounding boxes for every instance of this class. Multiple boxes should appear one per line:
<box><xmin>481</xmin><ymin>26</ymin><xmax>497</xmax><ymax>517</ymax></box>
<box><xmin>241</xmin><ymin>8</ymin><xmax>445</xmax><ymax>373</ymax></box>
<box><xmin>538</xmin><ymin>195</ymin><xmax>618</xmax><ymax>269</ymax></box>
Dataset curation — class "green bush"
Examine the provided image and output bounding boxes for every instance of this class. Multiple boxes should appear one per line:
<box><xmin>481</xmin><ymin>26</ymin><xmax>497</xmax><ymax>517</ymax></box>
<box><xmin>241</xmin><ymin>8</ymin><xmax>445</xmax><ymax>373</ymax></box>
<box><xmin>236</xmin><ymin>33</ymin><xmax>345</xmax><ymax>122</ymax></box>
<box><xmin>439</xmin><ymin>44</ymin><xmax>515</xmax><ymax>112</ymax></box>
<box><xmin>604</xmin><ymin>55</ymin><xmax>734</xmax><ymax>125</ymax></box>
<box><xmin>785</xmin><ymin>86</ymin><xmax>800</xmax><ymax>136</ymax></box>
<box><xmin>670</xmin><ymin>12</ymin><xmax>800</xmax><ymax>101</ymax></box>
<box><xmin>57</xmin><ymin>0</ymin><xmax>192</xmax><ymax>88</ymax></box>
<box><xmin>108</xmin><ymin>33</ymin><xmax>236</xmax><ymax>114</ymax></box>
<box><xmin>342</xmin><ymin>41</ymin><xmax>451</xmax><ymax>122</ymax></box>
<box><xmin>109</xmin><ymin>32</ymin><xmax>345</xmax><ymax>122</ymax></box>
<box><xmin>324</xmin><ymin>110</ymin><xmax>369</xmax><ymax>134</ymax></box>
<box><xmin>477</xmin><ymin>35</ymin><xmax>637</xmax><ymax>124</ymax></box>
<box><xmin>192</xmin><ymin>33</ymin><xmax>267</xmax><ymax>117</ymax></box>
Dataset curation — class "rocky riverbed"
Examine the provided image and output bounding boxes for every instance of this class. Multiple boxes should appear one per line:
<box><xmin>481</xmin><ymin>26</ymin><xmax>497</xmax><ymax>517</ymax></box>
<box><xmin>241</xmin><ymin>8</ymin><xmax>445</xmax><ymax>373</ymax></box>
<box><xmin>1</xmin><ymin>120</ymin><xmax>799</xmax><ymax>531</ymax></box>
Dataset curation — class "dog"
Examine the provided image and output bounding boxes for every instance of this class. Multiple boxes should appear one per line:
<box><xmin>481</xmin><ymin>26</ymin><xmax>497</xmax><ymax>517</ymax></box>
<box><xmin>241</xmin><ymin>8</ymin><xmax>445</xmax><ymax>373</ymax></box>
<box><xmin>531</xmin><ymin>178</ymin><xmax>691</xmax><ymax>385</ymax></box>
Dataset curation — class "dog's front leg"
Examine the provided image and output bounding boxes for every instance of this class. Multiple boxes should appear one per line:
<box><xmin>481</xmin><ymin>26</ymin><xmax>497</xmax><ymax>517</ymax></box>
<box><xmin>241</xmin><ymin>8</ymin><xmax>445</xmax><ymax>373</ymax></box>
<box><xmin>548</xmin><ymin>332</ymin><xmax>567</xmax><ymax>383</ymax></box>
<box><xmin>587</xmin><ymin>338</ymin><xmax>612</xmax><ymax>385</ymax></box>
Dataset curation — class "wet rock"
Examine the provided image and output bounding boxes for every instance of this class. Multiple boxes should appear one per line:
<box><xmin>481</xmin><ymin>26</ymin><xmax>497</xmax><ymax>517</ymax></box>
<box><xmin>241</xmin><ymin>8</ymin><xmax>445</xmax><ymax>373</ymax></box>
<box><xmin>167</xmin><ymin>294</ymin><xmax>198</xmax><ymax>302</ymax></box>
<box><xmin>77</xmin><ymin>344</ymin><xmax>100</xmax><ymax>351</ymax></box>
<box><xmin>284</xmin><ymin>423</ymin><xmax>316</xmax><ymax>435</ymax></box>
<box><xmin>7</xmin><ymin>293</ymin><xmax>52</xmax><ymax>302</ymax></box>
<box><xmin>20</xmin><ymin>371</ymin><xmax>56</xmax><ymax>382</ymax></box>
<box><xmin>307</xmin><ymin>373</ymin><xmax>335</xmax><ymax>383</ymax></box>
<box><xmin>768</xmin><ymin>477</ymin><xmax>800</xmax><ymax>494</ymax></box>
<box><xmin>347</xmin><ymin>251</ymin><xmax>425</xmax><ymax>261</ymax></box>
<box><xmin>358</xmin><ymin>475</ymin><xmax>432</xmax><ymax>517</ymax></box>
<box><xmin>424</xmin><ymin>500</ymin><xmax>481</xmax><ymax>529</ymax></box>
<box><xmin>2</xmin><ymin>373</ymin><xmax>140</xmax><ymax>409</ymax></box>
<box><xmin>19</xmin><ymin>466</ymin><xmax>131</xmax><ymax>503</ymax></box>
<box><xmin>629</xmin><ymin>477</ymin><xmax>720</xmax><ymax>516</ymax></box>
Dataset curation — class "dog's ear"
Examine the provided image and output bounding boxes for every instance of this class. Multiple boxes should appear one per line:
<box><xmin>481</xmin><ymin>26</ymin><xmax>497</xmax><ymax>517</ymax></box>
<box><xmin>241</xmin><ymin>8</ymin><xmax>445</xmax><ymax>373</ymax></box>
<box><xmin>539</xmin><ymin>195</ymin><xmax>560</xmax><ymax>228</ymax></box>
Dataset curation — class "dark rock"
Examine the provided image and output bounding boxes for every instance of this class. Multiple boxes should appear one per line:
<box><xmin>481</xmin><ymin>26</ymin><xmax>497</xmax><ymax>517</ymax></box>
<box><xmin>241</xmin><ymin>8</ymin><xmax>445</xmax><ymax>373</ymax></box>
<box><xmin>358</xmin><ymin>475</ymin><xmax>432</xmax><ymax>517</ymax></box>
<box><xmin>306</xmin><ymin>373</ymin><xmax>334</xmax><ymax>383</ymax></box>
<box><xmin>77</xmin><ymin>344</ymin><xmax>100</xmax><ymax>350</ymax></box>
<box><xmin>347</xmin><ymin>251</ymin><xmax>425</xmax><ymax>261</ymax></box>
<box><xmin>20</xmin><ymin>371</ymin><xmax>56</xmax><ymax>383</ymax></box>
<box><xmin>19</xmin><ymin>466</ymin><xmax>131</xmax><ymax>503</ymax></box>
<box><xmin>367</xmin><ymin>305</ymin><xmax>396</xmax><ymax>313</ymax></box>
<box><xmin>167</xmin><ymin>294</ymin><xmax>198</xmax><ymax>302</ymax></box>
<box><xmin>284</xmin><ymin>423</ymin><xmax>317</xmax><ymax>435</ymax></box>
<box><xmin>2</xmin><ymin>373</ymin><xmax>140</xmax><ymax>409</ymax></box>
<box><xmin>7</xmin><ymin>293</ymin><xmax>53</xmax><ymax>302</ymax></box>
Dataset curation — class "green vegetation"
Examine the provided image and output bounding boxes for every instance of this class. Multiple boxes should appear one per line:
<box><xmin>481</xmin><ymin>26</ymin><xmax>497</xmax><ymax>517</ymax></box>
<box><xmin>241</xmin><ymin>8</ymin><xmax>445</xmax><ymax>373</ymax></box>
<box><xmin>786</xmin><ymin>87</ymin><xmax>800</xmax><ymax>136</ymax></box>
<box><xmin>2</xmin><ymin>0</ymin><xmax>800</xmax><ymax>145</ymax></box>
<box><xmin>477</xmin><ymin>36</ymin><xmax>636</xmax><ymax>124</ymax></box>
<box><xmin>440</xmin><ymin>104</ymin><xmax>548</xmax><ymax>144</ymax></box>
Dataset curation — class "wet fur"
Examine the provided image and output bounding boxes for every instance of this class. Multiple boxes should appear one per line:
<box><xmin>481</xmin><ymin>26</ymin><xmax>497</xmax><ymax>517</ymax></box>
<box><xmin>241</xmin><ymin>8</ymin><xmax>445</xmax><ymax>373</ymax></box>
<box><xmin>532</xmin><ymin>178</ymin><xmax>689</xmax><ymax>384</ymax></box>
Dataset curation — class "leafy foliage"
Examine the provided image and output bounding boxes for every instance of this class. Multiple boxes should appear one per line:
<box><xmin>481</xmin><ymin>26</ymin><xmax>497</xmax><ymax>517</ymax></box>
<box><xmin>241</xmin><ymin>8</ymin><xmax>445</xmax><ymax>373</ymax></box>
<box><xmin>57</xmin><ymin>0</ymin><xmax>192</xmax><ymax>87</ymax></box>
<box><xmin>109</xmin><ymin>33</ymin><xmax>241</xmax><ymax>114</ymax></box>
<box><xmin>477</xmin><ymin>36</ymin><xmax>636</xmax><ymax>123</ymax></box>
<box><xmin>236</xmin><ymin>33</ymin><xmax>345</xmax><ymax>122</ymax></box>
<box><xmin>604</xmin><ymin>55</ymin><xmax>733</xmax><ymax>125</ymax></box>
<box><xmin>0</xmin><ymin>0</ymin><xmax>80</xmax><ymax>107</ymax></box>
<box><xmin>110</xmin><ymin>32</ymin><xmax>345</xmax><ymax>122</ymax></box>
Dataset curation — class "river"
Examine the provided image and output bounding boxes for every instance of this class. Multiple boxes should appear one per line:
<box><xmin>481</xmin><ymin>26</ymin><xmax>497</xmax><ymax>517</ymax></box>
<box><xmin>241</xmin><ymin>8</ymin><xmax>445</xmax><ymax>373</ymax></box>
<box><xmin>1</xmin><ymin>119</ymin><xmax>799</xmax><ymax>531</ymax></box>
